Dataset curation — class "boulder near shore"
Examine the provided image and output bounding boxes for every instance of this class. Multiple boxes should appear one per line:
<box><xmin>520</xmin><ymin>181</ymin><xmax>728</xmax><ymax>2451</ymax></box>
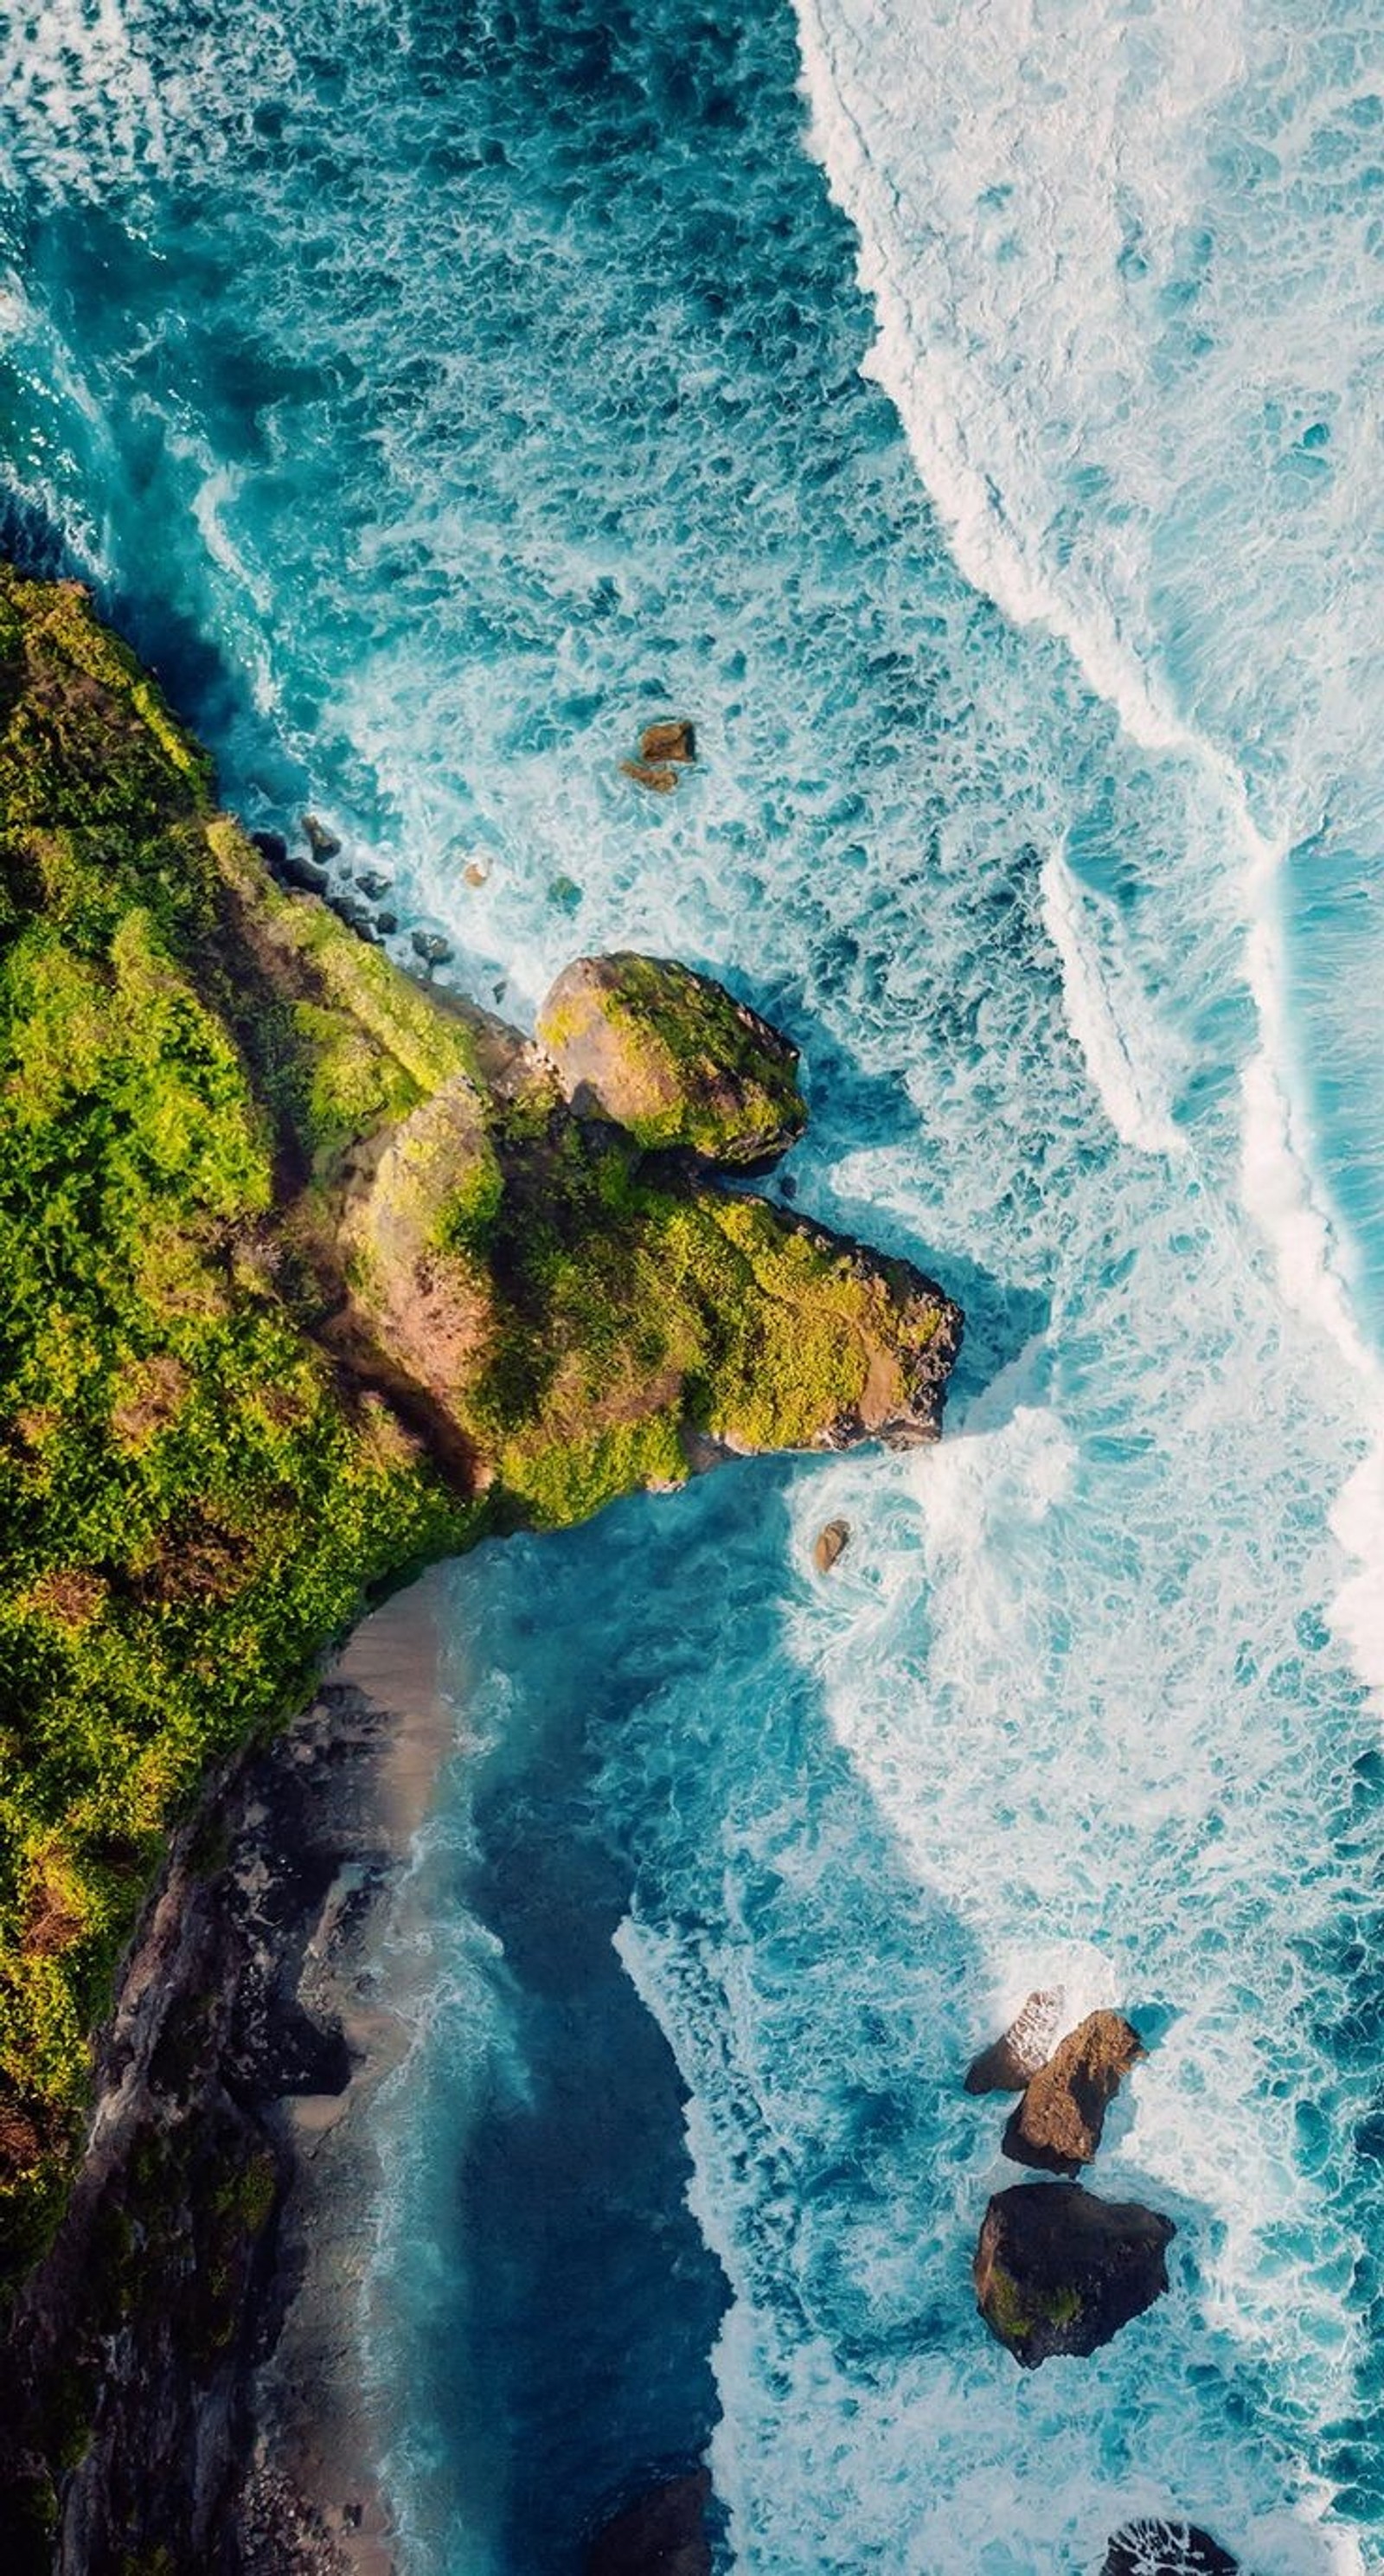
<box><xmin>1002</xmin><ymin>2009</ymin><xmax>1145</xmax><ymax>2176</ymax></box>
<box><xmin>537</xmin><ymin>950</ymin><xmax>807</xmax><ymax>1165</ymax></box>
<box><xmin>974</xmin><ymin>2182</ymin><xmax>1175</xmax><ymax>2366</ymax></box>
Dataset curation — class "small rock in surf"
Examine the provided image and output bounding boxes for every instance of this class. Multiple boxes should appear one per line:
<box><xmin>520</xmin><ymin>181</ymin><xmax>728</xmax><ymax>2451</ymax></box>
<box><xmin>964</xmin><ymin>1989</ymin><xmax>1064</xmax><ymax>2094</ymax></box>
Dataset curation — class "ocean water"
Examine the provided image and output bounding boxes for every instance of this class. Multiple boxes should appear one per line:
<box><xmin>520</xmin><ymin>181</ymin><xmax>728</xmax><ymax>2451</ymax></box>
<box><xmin>3</xmin><ymin>1</ymin><xmax>1384</xmax><ymax>2570</ymax></box>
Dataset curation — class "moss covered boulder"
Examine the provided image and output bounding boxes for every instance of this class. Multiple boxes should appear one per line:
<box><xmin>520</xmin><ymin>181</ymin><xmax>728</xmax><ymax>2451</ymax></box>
<box><xmin>974</xmin><ymin>2183</ymin><xmax>1174</xmax><ymax>2367</ymax></box>
<box><xmin>535</xmin><ymin>952</ymin><xmax>807</xmax><ymax>1165</ymax></box>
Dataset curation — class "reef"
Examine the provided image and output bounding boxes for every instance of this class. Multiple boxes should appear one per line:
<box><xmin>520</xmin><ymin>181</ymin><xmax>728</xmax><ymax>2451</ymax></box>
<box><xmin>0</xmin><ymin>569</ymin><xmax>960</xmax><ymax>2555</ymax></box>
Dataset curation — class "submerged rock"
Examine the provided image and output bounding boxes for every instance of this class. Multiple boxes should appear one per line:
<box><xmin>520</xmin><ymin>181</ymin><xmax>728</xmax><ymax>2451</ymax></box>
<box><xmin>620</xmin><ymin>755</ymin><xmax>680</xmax><ymax>792</ymax></box>
<box><xmin>974</xmin><ymin>2182</ymin><xmax>1174</xmax><ymax>2366</ymax></box>
<box><xmin>536</xmin><ymin>952</ymin><xmax>807</xmax><ymax>1166</ymax></box>
<box><xmin>1002</xmin><ymin>2010</ymin><xmax>1145</xmax><ymax>2176</ymax></box>
<box><xmin>639</xmin><ymin>717</ymin><xmax>695</xmax><ymax>763</ymax></box>
<box><xmin>1103</xmin><ymin>2522</ymin><xmax>1239</xmax><ymax>2575</ymax></box>
<box><xmin>964</xmin><ymin>1989</ymin><xmax>1064</xmax><ymax>2095</ymax></box>
<box><xmin>586</xmin><ymin>2470</ymin><xmax>712</xmax><ymax>2576</ymax></box>
<box><xmin>812</xmin><ymin>1518</ymin><xmax>851</xmax><ymax>1574</ymax></box>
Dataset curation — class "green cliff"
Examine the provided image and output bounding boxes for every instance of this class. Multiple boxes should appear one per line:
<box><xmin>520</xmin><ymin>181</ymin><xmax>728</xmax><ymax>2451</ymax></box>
<box><xmin>0</xmin><ymin>567</ymin><xmax>960</xmax><ymax>2297</ymax></box>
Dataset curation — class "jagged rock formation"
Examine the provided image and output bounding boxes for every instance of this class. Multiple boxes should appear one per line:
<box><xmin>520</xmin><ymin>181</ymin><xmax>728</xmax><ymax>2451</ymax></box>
<box><xmin>974</xmin><ymin>2182</ymin><xmax>1174</xmax><ymax>2367</ymax></box>
<box><xmin>1002</xmin><ymin>2011</ymin><xmax>1145</xmax><ymax>2176</ymax></box>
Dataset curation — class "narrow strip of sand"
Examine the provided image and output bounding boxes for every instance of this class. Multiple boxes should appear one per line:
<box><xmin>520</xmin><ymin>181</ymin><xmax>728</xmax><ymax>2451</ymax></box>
<box><xmin>239</xmin><ymin>1564</ymin><xmax>459</xmax><ymax>2574</ymax></box>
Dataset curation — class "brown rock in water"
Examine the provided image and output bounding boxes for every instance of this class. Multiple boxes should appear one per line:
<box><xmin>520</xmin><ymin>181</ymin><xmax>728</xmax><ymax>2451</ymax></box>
<box><xmin>301</xmin><ymin>811</ymin><xmax>342</xmax><ymax>860</ymax></box>
<box><xmin>586</xmin><ymin>2470</ymin><xmax>712</xmax><ymax>2576</ymax></box>
<box><xmin>640</xmin><ymin>718</ymin><xmax>696</xmax><ymax>764</ymax></box>
<box><xmin>964</xmin><ymin>1989</ymin><xmax>1064</xmax><ymax>2095</ymax></box>
<box><xmin>1003</xmin><ymin>2009</ymin><xmax>1145</xmax><ymax>2176</ymax></box>
<box><xmin>975</xmin><ymin>2182</ymin><xmax>1174</xmax><ymax>2368</ymax></box>
<box><xmin>1104</xmin><ymin>2522</ymin><xmax>1239</xmax><ymax>2575</ymax></box>
<box><xmin>813</xmin><ymin>1518</ymin><xmax>850</xmax><ymax>1574</ymax></box>
<box><xmin>621</xmin><ymin>757</ymin><xmax>680</xmax><ymax>793</ymax></box>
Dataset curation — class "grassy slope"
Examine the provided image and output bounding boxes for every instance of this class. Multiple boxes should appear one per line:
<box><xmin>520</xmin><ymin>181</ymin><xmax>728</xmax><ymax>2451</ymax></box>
<box><xmin>0</xmin><ymin>573</ymin><xmax>480</xmax><ymax>2273</ymax></box>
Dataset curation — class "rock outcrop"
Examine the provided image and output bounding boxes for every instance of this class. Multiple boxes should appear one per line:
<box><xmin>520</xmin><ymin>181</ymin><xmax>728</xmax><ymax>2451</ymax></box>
<box><xmin>974</xmin><ymin>2183</ymin><xmax>1174</xmax><ymax>2366</ymax></box>
<box><xmin>536</xmin><ymin>951</ymin><xmax>807</xmax><ymax>1165</ymax></box>
<box><xmin>812</xmin><ymin>1518</ymin><xmax>851</xmax><ymax>1573</ymax></box>
<box><xmin>1002</xmin><ymin>2011</ymin><xmax>1145</xmax><ymax>2176</ymax></box>
<box><xmin>0</xmin><ymin>567</ymin><xmax>963</xmax><ymax>2537</ymax></box>
<box><xmin>964</xmin><ymin>1990</ymin><xmax>1064</xmax><ymax>2094</ymax></box>
<box><xmin>1103</xmin><ymin>2522</ymin><xmax>1239</xmax><ymax>2574</ymax></box>
<box><xmin>586</xmin><ymin>2469</ymin><xmax>712</xmax><ymax>2575</ymax></box>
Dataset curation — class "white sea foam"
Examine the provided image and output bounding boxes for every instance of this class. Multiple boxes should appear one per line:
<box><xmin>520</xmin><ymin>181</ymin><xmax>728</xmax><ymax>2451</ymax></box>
<box><xmin>1040</xmin><ymin>849</ymin><xmax>1183</xmax><ymax>1157</ymax></box>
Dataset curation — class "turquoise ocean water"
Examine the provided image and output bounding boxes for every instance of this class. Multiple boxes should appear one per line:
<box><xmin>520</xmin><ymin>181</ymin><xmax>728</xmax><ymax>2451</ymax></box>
<box><xmin>4</xmin><ymin>1</ymin><xmax>1384</xmax><ymax>2566</ymax></box>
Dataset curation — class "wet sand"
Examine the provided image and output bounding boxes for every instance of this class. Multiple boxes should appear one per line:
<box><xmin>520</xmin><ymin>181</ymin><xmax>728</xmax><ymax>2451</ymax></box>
<box><xmin>242</xmin><ymin>1565</ymin><xmax>459</xmax><ymax>2574</ymax></box>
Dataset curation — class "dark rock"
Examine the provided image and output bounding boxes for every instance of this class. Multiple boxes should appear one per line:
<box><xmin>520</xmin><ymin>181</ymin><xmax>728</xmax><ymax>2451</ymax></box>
<box><xmin>813</xmin><ymin>1518</ymin><xmax>850</xmax><ymax>1574</ymax></box>
<box><xmin>1003</xmin><ymin>2010</ymin><xmax>1145</xmax><ymax>2176</ymax></box>
<box><xmin>974</xmin><ymin>2182</ymin><xmax>1174</xmax><ymax>2367</ymax></box>
<box><xmin>536</xmin><ymin>952</ymin><xmax>806</xmax><ymax>1167</ymax></box>
<box><xmin>301</xmin><ymin>811</ymin><xmax>342</xmax><ymax>860</ymax></box>
<box><xmin>586</xmin><ymin>2470</ymin><xmax>711</xmax><ymax>2576</ymax></box>
<box><xmin>411</xmin><ymin>930</ymin><xmax>454</xmax><ymax>967</ymax></box>
<box><xmin>1103</xmin><ymin>2522</ymin><xmax>1239</xmax><ymax>2575</ymax></box>
<box><xmin>355</xmin><ymin>868</ymin><xmax>393</xmax><ymax>900</ymax></box>
<box><xmin>249</xmin><ymin>829</ymin><xmax>288</xmax><ymax>871</ymax></box>
<box><xmin>620</xmin><ymin>757</ymin><xmax>680</xmax><ymax>793</ymax></box>
<box><xmin>279</xmin><ymin>852</ymin><xmax>330</xmax><ymax>896</ymax></box>
<box><xmin>639</xmin><ymin>718</ymin><xmax>695</xmax><ymax>764</ymax></box>
<box><xmin>374</xmin><ymin>909</ymin><xmax>400</xmax><ymax>937</ymax></box>
<box><xmin>331</xmin><ymin>894</ymin><xmax>381</xmax><ymax>942</ymax></box>
<box><xmin>964</xmin><ymin>1989</ymin><xmax>1064</xmax><ymax>2094</ymax></box>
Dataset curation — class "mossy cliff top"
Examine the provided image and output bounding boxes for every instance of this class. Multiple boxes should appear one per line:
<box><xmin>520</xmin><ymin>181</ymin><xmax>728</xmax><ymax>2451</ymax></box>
<box><xmin>0</xmin><ymin>567</ymin><xmax>960</xmax><ymax>2290</ymax></box>
<box><xmin>535</xmin><ymin>950</ymin><xmax>807</xmax><ymax>1164</ymax></box>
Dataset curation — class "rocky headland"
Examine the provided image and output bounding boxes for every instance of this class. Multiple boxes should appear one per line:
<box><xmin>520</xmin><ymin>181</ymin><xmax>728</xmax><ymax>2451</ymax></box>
<box><xmin>0</xmin><ymin>570</ymin><xmax>961</xmax><ymax>2561</ymax></box>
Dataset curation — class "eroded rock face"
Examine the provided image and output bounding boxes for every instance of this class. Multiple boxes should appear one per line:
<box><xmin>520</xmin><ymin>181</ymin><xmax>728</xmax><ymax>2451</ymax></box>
<box><xmin>974</xmin><ymin>2182</ymin><xmax>1174</xmax><ymax>2367</ymax></box>
<box><xmin>1003</xmin><ymin>2010</ymin><xmax>1145</xmax><ymax>2176</ymax></box>
<box><xmin>586</xmin><ymin>2469</ymin><xmax>712</xmax><ymax>2576</ymax></box>
<box><xmin>964</xmin><ymin>1989</ymin><xmax>1064</xmax><ymax>2095</ymax></box>
<box><xmin>536</xmin><ymin>952</ymin><xmax>807</xmax><ymax>1165</ymax></box>
<box><xmin>1103</xmin><ymin>2522</ymin><xmax>1239</xmax><ymax>2574</ymax></box>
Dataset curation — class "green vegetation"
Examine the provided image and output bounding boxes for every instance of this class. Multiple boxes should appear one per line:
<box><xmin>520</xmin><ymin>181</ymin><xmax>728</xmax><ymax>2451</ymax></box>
<box><xmin>535</xmin><ymin>950</ymin><xmax>808</xmax><ymax>1163</ymax></box>
<box><xmin>981</xmin><ymin>2259</ymin><xmax>1083</xmax><ymax>2347</ymax></box>
<box><xmin>0</xmin><ymin>567</ymin><xmax>958</xmax><ymax>2304</ymax></box>
<box><xmin>0</xmin><ymin>574</ymin><xmax>477</xmax><ymax>2279</ymax></box>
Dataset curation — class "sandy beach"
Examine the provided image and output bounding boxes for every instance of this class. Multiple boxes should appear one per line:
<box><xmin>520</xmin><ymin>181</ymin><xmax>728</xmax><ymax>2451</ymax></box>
<box><xmin>240</xmin><ymin>1565</ymin><xmax>460</xmax><ymax>2575</ymax></box>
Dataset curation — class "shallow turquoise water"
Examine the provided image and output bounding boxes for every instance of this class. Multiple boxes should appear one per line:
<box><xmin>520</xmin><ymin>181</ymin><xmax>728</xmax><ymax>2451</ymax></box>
<box><xmin>3</xmin><ymin>2</ymin><xmax>1384</xmax><ymax>2569</ymax></box>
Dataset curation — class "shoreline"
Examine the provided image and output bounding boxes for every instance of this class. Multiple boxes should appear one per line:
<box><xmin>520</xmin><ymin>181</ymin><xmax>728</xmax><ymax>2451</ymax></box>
<box><xmin>238</xmin><ymin>1567</ymin><xmax>460</xmax><ymax>2576</ymax></box>
<box><xmin>3</xmin><ymin>1567</ymin><xmax>462</xmax><ymax>2574</ymax></box>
